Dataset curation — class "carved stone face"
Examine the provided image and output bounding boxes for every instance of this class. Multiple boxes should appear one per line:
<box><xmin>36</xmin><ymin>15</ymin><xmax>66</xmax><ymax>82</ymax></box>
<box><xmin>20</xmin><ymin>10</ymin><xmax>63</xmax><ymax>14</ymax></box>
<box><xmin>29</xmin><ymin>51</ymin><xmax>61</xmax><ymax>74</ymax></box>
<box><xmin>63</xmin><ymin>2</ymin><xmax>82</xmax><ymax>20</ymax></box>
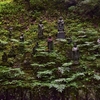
<box><xmin>9</xmin><ymin>27</ymin><xmax>13</xmax><ymax>31</ymax></box>
<box><xmin>21</xmin><ymin>33</ymin><xmax>24</xmax><ymax>36</ymax></box>
<box><xmin>39</xmin><ymin>20</ymin><xmax>42</xmax><ymax>24</ymax></box>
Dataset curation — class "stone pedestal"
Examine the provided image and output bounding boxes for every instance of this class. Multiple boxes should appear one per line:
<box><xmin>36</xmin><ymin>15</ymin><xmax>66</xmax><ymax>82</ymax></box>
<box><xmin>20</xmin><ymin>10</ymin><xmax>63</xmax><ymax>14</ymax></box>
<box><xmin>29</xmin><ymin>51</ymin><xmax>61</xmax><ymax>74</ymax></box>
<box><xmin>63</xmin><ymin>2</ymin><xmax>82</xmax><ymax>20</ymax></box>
<box><xmin>57</xmin><ymin>31</ymin><xmax>66</xmax><ymax>39</ymax></box>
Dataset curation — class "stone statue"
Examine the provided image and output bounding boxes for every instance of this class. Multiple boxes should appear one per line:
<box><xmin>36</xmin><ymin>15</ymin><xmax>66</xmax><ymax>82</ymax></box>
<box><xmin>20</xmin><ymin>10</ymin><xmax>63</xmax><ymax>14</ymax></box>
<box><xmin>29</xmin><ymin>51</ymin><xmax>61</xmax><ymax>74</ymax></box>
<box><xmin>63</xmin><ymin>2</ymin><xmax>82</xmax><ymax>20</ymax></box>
<box><xmin>20</xmin><ymin>33</ymin><xmax>24</xmax><ymax>42</ymax></box>
<box><xmin>32</xmin><ymin>42</ymin><xmax>38</xmax><ymax>55</ymax></box>
<box><xmin>38</xmin><ymin>20</ymin><xmax>44</xmax><ymax>38</ymax></box>
<box><xmin>23</xmin><ymin>58</ymin><xmax>30</xmax><ymax>68</ymax></box>
<box><xmin>8</xmin><ymin>27</ymin><xmax>13</xmax><ymax>38</ymax></box>
<box><xmin>58</xmin><ymin>16</ymin><xmax>64</xmax><ymax>31</ymax></box>
<box><xmin>72</xmin><ymin>43</ymin><xmax>79</xmax><ymax>64</ymax></box>
<box><xmin>97</xmin><ymin>38</ymin><xmax>100</xmax><ymax>44</ymax></box>
<box><xmin>2</xmin><ymin>52</ymin><xmax>8</xmax><ymax>62</ymax></box>
<box><xmin>47</xmin><ymin>36</ymin><xmax>53</xmax><ymax>52</ymax></box>
<box><xmin>96</xmin><ymin>38</ymin><xmax>100</xmax><ymax>54</ymax></box>
<box><xmin>57</xmin><ymin>17</ymin><xmax>66</xmax><ymax>39</ymax></box>
<box><xmin>8</xmin><ymin>46</ymin><xmax>16</xmax><ymax>58</ymax></box>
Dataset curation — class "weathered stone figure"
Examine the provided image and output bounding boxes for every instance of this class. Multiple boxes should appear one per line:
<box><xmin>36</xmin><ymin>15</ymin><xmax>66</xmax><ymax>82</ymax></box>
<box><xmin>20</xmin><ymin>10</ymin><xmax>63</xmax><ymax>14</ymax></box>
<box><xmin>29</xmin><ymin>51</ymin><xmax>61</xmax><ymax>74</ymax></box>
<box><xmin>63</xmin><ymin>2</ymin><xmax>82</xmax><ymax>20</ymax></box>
<box><xmin>47</xmin><ymin>36</ymin><xmax>53</xmax><ymax>51</ymax></box>
<box><xmin>2</xmin><ymin>52</ymin><xmax>8</xmax><ymax>62</ymax></box>
<box><xmin>8</xmin><ymin>46</ymin><xmax>16</xmax><ymax>58</ymax></box>
<box><xmin>32</xmin><ymin>42</ymin><xmax>38</xmax><ymax>55</ymax></box>
<box><xmin>96</xmin><ymin>38</ymin><xmax>100</xmax><ymax>53</ymax></box>
<box><xmin>57</xmin><ymin>17</ymin><xmax>66</xmax><ymax>39</ymax></box>
<box><xmin>8</xmin><ymin>27</ymin><xmax>13</xmax><ymax>38</ymax></box>
<box><xmin>38</xmin><ymin>20</ymin><xmax>44</xmax><ymax>38</ymax></box>
<box><xmin>25</xmin><ymin>0</ymin><xmax>30</xmax><ymax>10</ymax></box>
<box><xmin>20</xmin><ymin>33</ymin><xmax>24</xmax><ymax>42</ymax></box>
<box><xmin>72</xmin><ymin>43</ymin><xmax>79</xmax><ymax>64</ymax></box>
<box><xmin>58</xmin><ymin>16</ymin><xmax>64</xmax><ymax>31</ymax></box>
<box><xmin>97</xmin><ymin>38</ymin><xmax>100</xmax><ymax>44</ymax></box>
<box><xmin>23</xmin><ymin>58</ymin><xmax>30</xmax><ymax>68</ymax></box>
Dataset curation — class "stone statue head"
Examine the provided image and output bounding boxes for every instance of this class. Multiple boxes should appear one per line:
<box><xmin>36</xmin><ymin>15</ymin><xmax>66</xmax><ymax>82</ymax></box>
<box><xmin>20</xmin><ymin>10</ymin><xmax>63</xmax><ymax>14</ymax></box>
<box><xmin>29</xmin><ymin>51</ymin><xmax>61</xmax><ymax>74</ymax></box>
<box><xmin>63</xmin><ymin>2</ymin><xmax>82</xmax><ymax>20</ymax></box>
<box><xmin>39</xmin><ymin>20</ymin><xmax>42</xmax><ymax>24</ymax></box>
<box><xmin>73</xmin><ymin>42</ymin><xmax>77</xmax><ymax>47</ymax></box>
<box><xmin>59</xmin><ymin>16</ymin><xmax>63</xmax><ymax>20</ymax></box>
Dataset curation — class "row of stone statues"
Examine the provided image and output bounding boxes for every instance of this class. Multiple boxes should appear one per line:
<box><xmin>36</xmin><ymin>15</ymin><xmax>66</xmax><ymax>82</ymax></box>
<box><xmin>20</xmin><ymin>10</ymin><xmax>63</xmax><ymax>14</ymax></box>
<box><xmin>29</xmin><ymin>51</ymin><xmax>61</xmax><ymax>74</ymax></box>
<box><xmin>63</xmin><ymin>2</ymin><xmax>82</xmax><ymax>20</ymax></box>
<box><xmin>2</xmin><ymin>17</ymin><xmax>100</xmax><ymax>65</ymax></box>
<box><xmin>8</xmin><ymin>16</ymin><xmax>65</xmax><ymax>41</ymax></box>
<box><xmin>38</xmin><ymin>17</ymin><xmax>66</xmax><ymax>39</ymax></box>
<box><xmin>2</xmin><ymin>42</ymin><xmax>79</xmax><ymax>65</ymax></box>
<box><xmin>2</xmin><ymin>35</ymin><xmax>80</xmax><ymax>65</ymax></box>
